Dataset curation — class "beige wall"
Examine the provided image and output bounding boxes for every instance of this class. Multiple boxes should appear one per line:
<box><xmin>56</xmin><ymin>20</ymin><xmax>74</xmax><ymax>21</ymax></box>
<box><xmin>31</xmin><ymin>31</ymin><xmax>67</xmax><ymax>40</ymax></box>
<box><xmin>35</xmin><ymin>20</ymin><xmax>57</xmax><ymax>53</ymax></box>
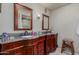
<box><xmin>50</xmin><ymin>4</ymin><xmax>79</xmax><ymax>51</ymax></box>
<box><xmin>0</xmin><ymin>3</ymin><xmax>51</xmax><ymax>34</ymax></box>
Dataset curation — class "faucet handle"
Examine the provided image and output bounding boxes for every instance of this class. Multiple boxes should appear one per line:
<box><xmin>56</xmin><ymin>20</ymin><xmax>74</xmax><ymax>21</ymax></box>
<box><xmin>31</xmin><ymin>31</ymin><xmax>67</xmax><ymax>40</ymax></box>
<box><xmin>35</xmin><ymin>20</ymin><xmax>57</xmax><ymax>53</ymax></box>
<box><xmin>24</xmin><ymin>31</ymin><xmax>28</xmax><ymax>35</ymax></box>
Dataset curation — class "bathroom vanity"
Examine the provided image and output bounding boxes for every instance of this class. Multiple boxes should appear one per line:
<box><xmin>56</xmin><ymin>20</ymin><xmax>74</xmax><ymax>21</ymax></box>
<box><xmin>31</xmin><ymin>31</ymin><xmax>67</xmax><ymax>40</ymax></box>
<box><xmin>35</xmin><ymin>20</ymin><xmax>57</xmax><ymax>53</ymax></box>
<box><xmin>0</xmin><ymin>33</ymin><xmax>58</xmax><ymax>55</ymax></box>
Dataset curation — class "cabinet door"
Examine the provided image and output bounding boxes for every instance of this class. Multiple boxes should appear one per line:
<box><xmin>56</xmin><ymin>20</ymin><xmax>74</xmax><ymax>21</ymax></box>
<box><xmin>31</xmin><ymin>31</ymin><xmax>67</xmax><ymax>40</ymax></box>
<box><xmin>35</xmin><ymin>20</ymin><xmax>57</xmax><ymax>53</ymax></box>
<box><xmin>50</xmin><ymin>37</ymin><xmax>55</xmax><ymax>51</ymax></box>
<box><xmin>24</xmin><ymin>46</ymin><xmax>34</xmax><ymax>55</ymax></box>
<box><xmin>37</xmin><ymin>41</ymin><xmax>44</xmax><ymax>55</ymax></box>
<box><xmin>33</xmin><ymin>45</ymin><xmax>38</xmax><ymax>55</ymax></box>
<box><xmin>46</xmin><ymin>38</ymin><xmax>50</xmax><ymax>54</ymax></box>
<box><xmin>51</xmin><ymin>35</ymin><xmax>57</xmax><ymax>50</ymax></box>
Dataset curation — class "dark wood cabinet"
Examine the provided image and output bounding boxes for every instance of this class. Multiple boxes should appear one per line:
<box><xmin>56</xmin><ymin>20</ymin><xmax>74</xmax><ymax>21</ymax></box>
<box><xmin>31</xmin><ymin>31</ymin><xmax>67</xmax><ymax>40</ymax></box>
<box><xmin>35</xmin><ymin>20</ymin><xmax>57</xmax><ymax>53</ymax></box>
<box><xmin>45</xmin><ymin>34</ymin><xmax>58</xmax><ymax>54</ymax></box>
<box><xmin>0</xmin><ymin>34</ymin><xmax>58</xmax><ymax>55</ymax></box>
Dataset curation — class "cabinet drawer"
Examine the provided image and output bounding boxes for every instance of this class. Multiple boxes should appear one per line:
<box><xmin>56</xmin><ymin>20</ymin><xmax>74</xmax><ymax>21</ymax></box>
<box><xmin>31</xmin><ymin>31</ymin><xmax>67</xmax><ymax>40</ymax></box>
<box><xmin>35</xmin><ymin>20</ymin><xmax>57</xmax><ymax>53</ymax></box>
<box><xmin>2</xmin><ymin>43</ymin><xmax>14</xmax><ymax>51</ymax></box>
<box><xmin>13</xmin><ymin>40</ymin><xmax>23</xmax><ymax>48</ymax></box>
<box><xmin>1</xmin><ymin>40</ymin><xmax>23</xmax><ymax>51</ymax></box>
<box><xmin>3</xmin><ymin>46</ymin><xmax>24</xmax><ymax>55</ymax></box>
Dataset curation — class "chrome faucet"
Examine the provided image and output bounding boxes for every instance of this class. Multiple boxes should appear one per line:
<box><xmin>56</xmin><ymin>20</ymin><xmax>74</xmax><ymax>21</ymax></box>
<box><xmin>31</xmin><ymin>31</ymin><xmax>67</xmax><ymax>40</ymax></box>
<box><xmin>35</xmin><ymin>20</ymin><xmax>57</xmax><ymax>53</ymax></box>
<box><xmin>24</xmin><ymin>31</ymin><xmax>28</xmax><ymax>35</ymax></box>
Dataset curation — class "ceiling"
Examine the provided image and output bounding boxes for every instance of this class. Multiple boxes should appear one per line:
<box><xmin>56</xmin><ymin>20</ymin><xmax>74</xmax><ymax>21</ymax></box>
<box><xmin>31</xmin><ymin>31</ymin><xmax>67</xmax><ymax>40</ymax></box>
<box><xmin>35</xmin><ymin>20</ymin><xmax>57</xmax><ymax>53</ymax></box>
<box><xmin>40</xmin><ymin>3</ymin><xmax>70</xmax><ymax>10</ymax></box>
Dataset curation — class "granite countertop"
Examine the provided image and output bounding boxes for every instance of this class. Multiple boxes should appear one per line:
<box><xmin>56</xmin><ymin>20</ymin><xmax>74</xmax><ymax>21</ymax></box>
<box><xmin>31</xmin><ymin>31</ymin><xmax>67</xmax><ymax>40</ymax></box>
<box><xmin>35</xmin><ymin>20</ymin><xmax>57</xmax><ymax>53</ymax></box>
<box><xmin>0</xmin><ymin>33</ymin><xmax>56</xmax><ymax>44</ymax></box>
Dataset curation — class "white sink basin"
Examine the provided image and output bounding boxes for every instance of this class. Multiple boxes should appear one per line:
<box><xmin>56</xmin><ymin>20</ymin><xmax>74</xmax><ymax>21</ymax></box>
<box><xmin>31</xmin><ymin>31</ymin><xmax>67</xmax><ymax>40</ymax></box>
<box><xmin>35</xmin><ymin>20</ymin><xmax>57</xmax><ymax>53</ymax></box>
<box><xmin>22</xmin><ymin>36</ymin><xmax>39</xmax><ymax>39</ymax></box>
<box><xmin>22</xmin><ymin>36</ymin><xmax>32</xmax><ymax>38</ymax></box>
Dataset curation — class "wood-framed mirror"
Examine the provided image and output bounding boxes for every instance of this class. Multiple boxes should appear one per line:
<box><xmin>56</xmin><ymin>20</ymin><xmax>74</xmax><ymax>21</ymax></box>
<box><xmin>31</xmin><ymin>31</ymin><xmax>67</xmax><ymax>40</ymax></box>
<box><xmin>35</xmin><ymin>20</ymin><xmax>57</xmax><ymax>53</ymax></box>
<box><xmin>14</xmin><ymin>3</ymin><xmax>32</xmax><ymax>30</ymax></box>
<box><xmin>42</xmin><ymin>14</ymin><xmax>49</xmax><ymax>30</ymax></box>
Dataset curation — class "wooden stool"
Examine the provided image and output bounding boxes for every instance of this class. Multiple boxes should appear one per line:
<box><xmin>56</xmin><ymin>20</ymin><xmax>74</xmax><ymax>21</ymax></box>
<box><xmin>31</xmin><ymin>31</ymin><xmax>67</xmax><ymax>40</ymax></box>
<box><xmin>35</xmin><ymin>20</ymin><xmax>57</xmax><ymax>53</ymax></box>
<box><xmin>61</xmin><ymin>39</ymin><xmax>75</xmax><ymax>55</ymax></box>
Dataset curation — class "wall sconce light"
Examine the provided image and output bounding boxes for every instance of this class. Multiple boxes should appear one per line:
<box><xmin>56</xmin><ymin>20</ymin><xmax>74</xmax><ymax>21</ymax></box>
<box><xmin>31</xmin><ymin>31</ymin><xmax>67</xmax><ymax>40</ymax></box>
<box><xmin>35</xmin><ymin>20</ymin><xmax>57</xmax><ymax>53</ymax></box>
<box><xmin>36</xmin><ymin>12</ymin><xmax>40</xmax><ymax>19</ymax></box>
<box><xmin>37</xmin><ymin>14</ymin><xmax>40</xmax><ymax>19</ymax></box>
